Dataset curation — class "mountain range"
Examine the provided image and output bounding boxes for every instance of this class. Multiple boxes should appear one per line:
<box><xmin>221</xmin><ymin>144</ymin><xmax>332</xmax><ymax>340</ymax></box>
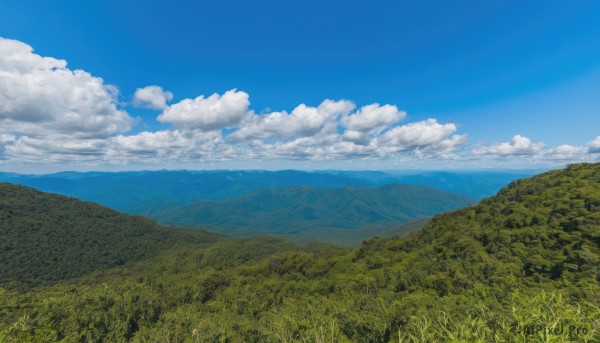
<box><xmin>0</xmin><ymin>163</ymin><xmax>598</xmax><ymax>341</ymax></box>
<box><xmin>0</xmin><ymin>169</ymin><xmax>533</xmax><ymax>214</ymax></box>
<box><xmin>153</xmin><ymin>184</ymin><xmax>474</xmax><ymax>244</ymax></box>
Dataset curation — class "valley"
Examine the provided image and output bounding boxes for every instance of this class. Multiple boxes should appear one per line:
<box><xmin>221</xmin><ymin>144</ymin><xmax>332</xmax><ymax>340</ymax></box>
<box><xmin>1</xmin><ymin>163</ymin><xmax>598</xmax><ymax>341</ymax></box>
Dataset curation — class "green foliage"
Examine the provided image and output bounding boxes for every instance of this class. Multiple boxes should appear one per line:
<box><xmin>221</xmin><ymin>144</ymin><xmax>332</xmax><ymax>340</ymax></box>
<box><xmin>0</xmin><ymin>163</ymin><xmax>599</xmax><ymax>341</ymax></box>
<box><xmin>153</xmin><ymin>184</ymin><xmax>473</xmax><ymax>244</ymax></box>
<box><xmin>396</xmin><ymin>291</ymin><xmax>599</xmax><ymax>342</ymax></box>
<box><xmin>0</xmin><ymin>183</ymin><xmax>221</xmax><ymax>288</ymax></box>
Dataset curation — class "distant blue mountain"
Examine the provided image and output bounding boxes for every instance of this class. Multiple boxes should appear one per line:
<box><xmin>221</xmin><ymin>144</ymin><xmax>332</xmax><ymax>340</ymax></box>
<box><xmin>382</xmin><ymin>171</ymin><xmax>537</xmax><ymax>199</ymax></box>
<box><xmin>152</xmin><ymin>184</ymin><xmax>475</xmax><ymax>238</ymax></box>
<box><xmin>0</xmin><ymin>170</ymin><xmax>371</xmax><ymax>214</ymax></box>
<box><xmin>0</xmin><ymin>169</ymin><xmax>533</xmax><ymax>216</ymax></box>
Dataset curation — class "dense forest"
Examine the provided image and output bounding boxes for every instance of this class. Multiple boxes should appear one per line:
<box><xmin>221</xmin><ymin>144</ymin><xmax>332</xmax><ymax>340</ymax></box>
<box><xmin>152</xmin><ymin>184</ymin><xmax>473</xmax><ymax>243</ymax></box>
<box><xmin>0</xmin><ymin>184</ymin><xmax>222</xmax><ymax>287</ymax></box>
<box><xmin>0</xmin><ymin>163</ymin><xmax>599</xmax><ymax>342</ymax></box>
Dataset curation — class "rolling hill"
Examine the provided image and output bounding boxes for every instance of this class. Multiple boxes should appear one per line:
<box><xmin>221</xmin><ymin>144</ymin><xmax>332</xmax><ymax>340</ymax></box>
<box><xmin>152</xmin><ymin>184</ymin><xmax>475</xmax><ymax>238</ymax></box>
<box><xmin>0</xmin><ymin>182</ymin><xmax>221</xmax><ymax>287</ymax></box>
<box><xmin>0</xmin><ymin>163</ymin><xmax>598</xmax><ymax>342</ymax></box>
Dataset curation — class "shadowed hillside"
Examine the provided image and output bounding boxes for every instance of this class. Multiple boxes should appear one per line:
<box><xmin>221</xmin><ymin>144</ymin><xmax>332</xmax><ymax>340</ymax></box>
<box><xmin>0</xmin><ymin>183</ymin><xmax>221</xmax><ymax>287</ymax></box>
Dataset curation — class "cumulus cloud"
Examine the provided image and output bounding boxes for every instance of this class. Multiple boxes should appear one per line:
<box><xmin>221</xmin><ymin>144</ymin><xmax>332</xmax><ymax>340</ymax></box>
<box><xmin>415</xmin><ymin>134</ymin><xmax>469</xmax><ymax>157</ymax></box>
<box><xmin>376</xmin><ymin>119</ymin><xmax>461</xmax><ymax>151</ymax></box>
<box><xmin>546</xmin><ymin>144</ymin><xmax>588</xmax><ymax>161</ymax></box>
<box><xmin>112</xmin><ymin>130</ymin><xmax>192</xmax><ymax>156</ymax></box>
<box><xmin>245</xmin><ymin>134</ymin><xmax>374</xmax><ymax>161</ymax></box>
<box><xmin>587</xmin><ymin>136</ymin><xmax>600</xmax><ymax>154</ymax></box>
<box><xmin>132</xmin><ymin>85</ymin><xmax>173</xmax><ymax>110</ymax></box>
<box><xmin>108</xmin><ymin>130</ymin><xmax>235</xmax><ymax>162</ymax></box>
<box><xmin>4</xmin><ymin>136</ymin><xmax>109</xmax><ymax>163</ymax></box>
<box><xmin>233</xmin><ymin>119</ymin><xmax>466</xmax><ymax>161</ymax></box>
<box><xmin>4</xmin><ymin>37</ymin><xmax>596</xmax><ymax>167</ymax></box>
<box><xmin>466</xmin><ymin>135</ymin><xmax>600</xmax><ymax>163</ymax></box>
<box><xmin>341</xmin><ymin>104</ymin><xmax>405</xmax><ymax>144</ymax></box>
<box><xmin>0</xmin><ymin>134</ymin><xmax>16</xmax><ymax>145</ymax></box>
<box><xmin>236</xmin><ymin>104</ymin><xmax>464</xmax><ymax>160</ymax></box>
<box><xmin>472</xmin><ymin>135</ymin><xmax>545</xmax><ymax>156</ymax></box>
<box><xmin>343</xmin><ymin>104</ymin><xmax>404</xmax><ymax>132</ymax></box>
<box><xmin>0</xmin><ymin>37</ymin><xmax>132</xmax><ymax>139</ymax></box>
<box><xmin>0</xmin><ymin>134</ymin><xmax>16</xmax><ymax>160</ymax></box>
<box><xmin>228</xmin><ymin>99</ymin><xmax>355</xmax><ymax>142</ymax></box>
<box><xmin>341</xmin><ymin>103</ymin><xmax>406</xmax><ymax>145</ymax></box>
<box><xmin>158</xmin><ymin>89</ymin><xmax>250</xmax><ymax>131</ymax></box>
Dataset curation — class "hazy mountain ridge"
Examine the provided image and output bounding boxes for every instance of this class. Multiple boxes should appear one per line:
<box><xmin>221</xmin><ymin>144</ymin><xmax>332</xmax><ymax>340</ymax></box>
<box><xmin>153</xmin><ymin>184</ymin><xmax>474</xmax><ymax>238</ymax></box>
<box><xmin>0</xmin><ymin>170</ymin><xmax>371</xmax><ymax>214</ymax></box>
<box><xmin>0</xmin><ymin>170</ymin><xmax>532</xmax><ymax>216</ymax></box>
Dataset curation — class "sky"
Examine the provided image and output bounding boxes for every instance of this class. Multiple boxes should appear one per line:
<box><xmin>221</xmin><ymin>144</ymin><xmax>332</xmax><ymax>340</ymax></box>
<box><xmin>0</xmin><ymin>0</ymin><xmax>599</xmax><ymax>172</ymax></box>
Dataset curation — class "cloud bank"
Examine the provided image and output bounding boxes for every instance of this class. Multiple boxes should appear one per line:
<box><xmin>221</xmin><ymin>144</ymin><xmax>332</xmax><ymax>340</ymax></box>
<box><xmin>0</xmin><ymin>37</ymin><xmax>598</xmax><ymax>168</ymax></box>
<box><xmin>472</xmin><ymin>135</ymin><xmax>545</xmax><ymax>156</ymax></box>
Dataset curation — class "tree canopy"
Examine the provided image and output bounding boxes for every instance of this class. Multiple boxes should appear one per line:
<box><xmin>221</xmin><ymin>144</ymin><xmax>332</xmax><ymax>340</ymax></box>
<box><xmin>1</xmin><ymin>163</ymin><xmax>599</xmax><ymax>342</ymax></box>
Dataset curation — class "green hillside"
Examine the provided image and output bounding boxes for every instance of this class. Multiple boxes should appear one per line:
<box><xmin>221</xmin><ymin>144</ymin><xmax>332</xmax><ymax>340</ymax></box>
<box><xmin>274</xmin><ymin>217</ymin><xmax>432</xmax><ymax>247</ymax></box>
<box><xmin>153</xmin><ymin>184</ymin><xmax>474</xmax><ymax>237</ymax></box>
<box><xmin>0</xmin><ymin>183</ymin><xmax>221</xmax><ymax>288</ymax></box>
<box><xmin>1</xmin><ymin>164</ymin><xmax>599</xmax><ymax>342</ymax></box>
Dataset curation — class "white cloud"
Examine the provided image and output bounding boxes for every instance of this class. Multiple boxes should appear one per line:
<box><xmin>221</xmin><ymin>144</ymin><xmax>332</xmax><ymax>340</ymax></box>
<box><xmin>4</xmin><ymin>37</ymin><xmax>596</xmax><ymax>168</ymax></box>
<box><xmin>341</xmin><ymin>103</ymin><xmax>405</xmax><ymax>144</ymax></box>
<box><xmin>226</xmin><ymin>105</ymin><xmax>466</xmax><ymax>160</ymax></box>
<box><xmin>261</xmin><ymin>134</ymin><xmax>375</xmax><ymax>160</ymax></box>
<box><xmin>0</xmin><ymin>134</ymin><xmax>16</xmax><ymax>160</ymax></box>
<box><xmin>472</xmin><ymin>135</ymin><xmax>545</xmax><ymax>156</ymax></box>
<box><xmin>107</xmin><ymin>129</ymin><xmax>243</xmax><ymax>164</ymax></box>
<box><xmin>112</xmin><ymin>130</ymin><xmax>192</xmax><ymax>156</ymax></box>
<box><xmin>132</xmin><ymin>85</ymin><xmax>173</xmax><ymax>110</ymax></box>
<box><xmin>415</xmin><ymin>134</ymin><xmax>469</xmax><ymax>157</ymax></box>
<box><xmin>343</xmin><ymin>104</ymin><xmax>404</xmax><ymax>132</ymax></box>
<box><xmin>110</xmin><ymin>130</ymin><xmax>215</xmax><ymax>161</ymax></box>
<box><xmin>0</xmin><ymin>134</ymin><xmax>15</xmax><ymax>145</ymax></box>
<box><xmin>376</xmin><ymin>119</ymin><xmax>460</xmax><ymax>151</ymax></box>
<box><xmin>158</xmin><ymin>89</ymin><xmax>250</xmax><ymax>131</ymax></box>
<box><xmin>0</xmin><ymin>37</ymin><xmax>132</xmax><ymax>139</ymax></box>
<box><xmin>5</xmin><ymin>136</ymin><xmax>109</xmax><ymax>163</ymax></box>
<box><xmin>228</xmin><ymin>99</ymin><xmax>355</xmax><ymax>142</ymax></box>
<box><xmin>466</xmin><ymin>135</ymin><xmax>600</xmax><ymax>163</ymax></box>
<box><xmin>0</xmin><ymin>82</ymin><xmax>466</xmax><ymax>163</ymax></box>
<box><xmin>6</xmin><ymin>129</ymin><xmax>231</xmax><ymax>164</ymax></box>
<box><xmin>587</xmin><ymin>136</ymin><xmax>600</xmax><ymax>154</ymax></box>
<box><xmin>548</xmin><ymin>145</ymin><xmax>587</xmax><ymax>159</ymax></box>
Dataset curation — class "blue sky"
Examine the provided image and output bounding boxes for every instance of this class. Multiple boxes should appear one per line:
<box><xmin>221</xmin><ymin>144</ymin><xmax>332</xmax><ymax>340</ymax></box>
<box><xmin>0</xmin><ymin>0</ymin><xmax>598</xmax><ymax>172</ymax></box>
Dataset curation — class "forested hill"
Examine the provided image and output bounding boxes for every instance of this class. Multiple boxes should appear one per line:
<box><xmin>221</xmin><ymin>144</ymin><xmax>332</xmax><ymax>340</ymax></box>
<box><xmin>0</xmin><ymin>183</ymin><xmax>221</xmax><ymax>287</ymax></box>
<box><xmin>0</xmin><ymin>164</ymin><xmax>599</xmax><ymax>342</ymax></box>
<box><xmin>153</xmin><ymin>184</ymin><xmax>474</xmax><ymax>236</ymax></box>
<box><xmin>358</xmin><ymin>162</ymin><xmax>600</xmax><ymax>296</ymax></box>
